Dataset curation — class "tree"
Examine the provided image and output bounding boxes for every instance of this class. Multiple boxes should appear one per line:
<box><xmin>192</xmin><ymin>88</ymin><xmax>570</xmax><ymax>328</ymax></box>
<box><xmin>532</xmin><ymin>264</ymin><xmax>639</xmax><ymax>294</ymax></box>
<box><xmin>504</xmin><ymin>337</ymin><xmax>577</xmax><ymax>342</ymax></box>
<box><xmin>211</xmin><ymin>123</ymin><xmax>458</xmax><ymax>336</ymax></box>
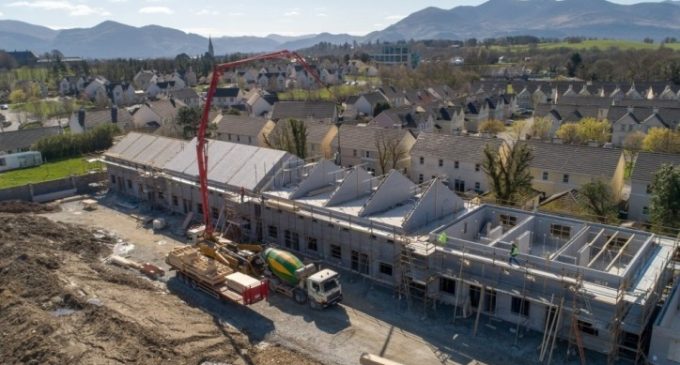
<box><xmin>9</xmin><ymin>89</ymin><xmax>27</xmax><ymax>104</ymax></box>
<box><xmin>579</xmin><ymin>180</ymin><xmax>618</xmax><ymax>223</ymax></box>
<box><xmin>649</xmin><ymin>164</ymin><xmax>680</xmax><ymax>233</ymax></box>
<box><xmin>509</xmin><ymin>119</ymin><xmax>527</xmax><ymax>141</ymax></box>
<box><xmin>263</xmin><ymin>119</ymin><xmax>307</xmax><ymax>159</ymax></box>
<box><xmin>531</xmin><ymin>117</ymin><xmax>552</xmax><ymax>140</ymax></box>
<box><xmin>482</xmin><ymin>142</ymin><xmax>534</xmax><ymax>205</ymax></box>
<box><xmin>623</xmin><ymin>131</ymin><xmax>646</xmax><ymax>159</ymax></box>
<box><xmin>479</xmin><ymin>119</ymin><xmax>505</xmax><ymax>135</ymax></box>
<box><xmin>556</xmin><ymin>123</ymin><xmax>581</xmax><ymax>144</ymax></box>
<box><xmin>566</xmin><ymin>52</ymin><xmax>582</xmax><ymax>77</ymax></box>
<box><xmin>176</xmin><ymin>106</ymin><xmax>202</xmax><ymax>139</ymax></box>
<box><xmin>555</xmin><ymin>118</ymin><xmax>610</xmax><ymax>145</ymax></box>
<box><xmin>577</xmin><ymin>118</ymin><xmax>610</xmax><ymax>145</ymax></box>
<box><xmin>642</xmin><ymin>128</ymin><xmax>680</xmax><ymax>154</ymax></box>
<box><xmin>375</xmin><ymin>131</ymin><xmax>407</xmax><ymax>174</ymax></box>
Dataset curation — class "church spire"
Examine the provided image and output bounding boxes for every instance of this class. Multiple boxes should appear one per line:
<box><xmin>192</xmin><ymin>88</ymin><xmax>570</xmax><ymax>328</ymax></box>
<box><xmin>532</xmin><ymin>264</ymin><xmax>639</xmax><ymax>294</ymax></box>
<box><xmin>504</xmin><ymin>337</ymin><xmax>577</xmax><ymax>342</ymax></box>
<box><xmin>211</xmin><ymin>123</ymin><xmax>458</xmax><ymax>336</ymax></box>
<box><xmin>208</xmin><ymin>35</ymin><xmax>214</xmax><ymax>57</ymax></box>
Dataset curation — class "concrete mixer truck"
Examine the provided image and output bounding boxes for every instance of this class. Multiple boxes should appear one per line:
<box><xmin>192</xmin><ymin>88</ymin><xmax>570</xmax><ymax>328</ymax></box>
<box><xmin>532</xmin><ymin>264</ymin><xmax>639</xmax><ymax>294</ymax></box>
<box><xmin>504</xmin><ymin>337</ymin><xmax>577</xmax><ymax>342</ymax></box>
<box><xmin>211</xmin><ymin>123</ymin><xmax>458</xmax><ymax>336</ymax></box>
<box><xmin>263</xmin><ymin>247</ymin><xmax>342</xmax><ymax>309</ymax></box>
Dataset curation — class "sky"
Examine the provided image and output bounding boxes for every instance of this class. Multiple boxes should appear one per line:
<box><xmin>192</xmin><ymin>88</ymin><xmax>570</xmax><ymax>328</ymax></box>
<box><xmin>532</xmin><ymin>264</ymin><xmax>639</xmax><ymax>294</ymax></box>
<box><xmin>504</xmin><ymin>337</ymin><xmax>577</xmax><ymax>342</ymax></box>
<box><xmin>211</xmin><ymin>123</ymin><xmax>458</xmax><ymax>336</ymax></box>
<box><xmin>0</xmin><ymin>0</ymin><xmax>670</xmax><ymax>37</ymax></box>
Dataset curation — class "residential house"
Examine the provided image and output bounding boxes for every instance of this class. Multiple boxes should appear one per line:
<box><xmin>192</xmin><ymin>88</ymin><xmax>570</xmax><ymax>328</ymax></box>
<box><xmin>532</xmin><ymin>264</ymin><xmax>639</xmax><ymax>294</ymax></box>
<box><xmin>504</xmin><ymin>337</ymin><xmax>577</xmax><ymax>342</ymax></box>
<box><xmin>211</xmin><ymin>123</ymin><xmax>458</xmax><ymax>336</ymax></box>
<box><xmin>133</xmin><ymin>70</ymin><xmax>156</xmax><ymax>90</ymax></box>
<box><xmin>268</xmin><ymin>120</ymin><xmax>338</xmax><ymax>160</ymax></box>
<box><xmin>463</xmin><ymin>100</ymin><xmax>490</xmax><ymax>133</ymax></box>
<box><xmin>432</xmin><ymin>105</ymin><xmax>465</xmax><ymax>134</ymax></box>
<box><xmin>215</xmin><ymin>115</ymin><xmax>276</xmax><ymax>147</ymax></box>
<box><xmin>7</xmin><ymin>50</ymin><xmax>38</xmax><ymax>67</ymax></box>
<box><xmin>69</xmin><ymin>107</ymin><xmax>134</xmax><ymax>134</ymax></box>
<box><xmin>525</xmin><ymin>141</ymin><xmax>626</xmax><ymax>199</ymax></box>
<box><xmin>609</xmin><ymin>106</ymin><xmax>680</xmax><ymax>146</ymax></box>
<box><xmin>371</xmin><ymin>105</ymin><xmax>434</xmax><ymax>133</ymax></box>
<box><xmin>628</xmin><ymin>152</ymin><xmax>680</xmax><ymax>222</ymax></box>
<box><xmin>83</xmin><ymin>77</ymin><xmax>109</xmax><ymax>100</ymax></box>
<box><xmin>331</xmin><ymin>125</ymin><xmax>416</xmax><ymax>175</ymax></box>
<box><xmin>59</xmin><ymin>76</ymin><xmax>85</xmax><ymax>96</ymax></box>
<box><xmin>168</xmin><ymin>88</ymin><xmax>200</xmax><ymax>108</ymax></box>
<box><xmin>410</xmin><ymin>133</ymin><xmax>501</xmax><ymax>193</ymax></box>
<box><xmin>379</xmin><ymin>86</ymin><xmax>407</xmax><ymax>107</ymax></box>
<box><xmin>352</xmin><ymin>91</ymin><xmax>390</xmax><ymax>116</ymax></box>
<box><xmin>132</xmin><ymin>98</ymin><xmax>187</xmax><ymax>130</ymax></box>
<box><xmin>245</xmin><ymin>91</ymin><xmax>278</xmax><ymax>118</ymax></box>
<box><xmin>185</xmin><ymin>67</ymin><xmax>198</xmax><ymax>87</ymax></box>
<box><xmin>270</xmin><ymin>101</ymin><xmax>337</xmax><ymax>123</ymax></box>
<box><xmin>213</xmin><ymin>87</ymin><xmax>243</xmax><ymax>109</ymax></box>
<box><xmin>108</xmin><ymin>83</ymin><xmax>137</xmax><ymax>106</ymax></box>
<box><xmin>0</xmin><ymin>127</ymin><xmax>62</xmax><ymax>155</ymax></box>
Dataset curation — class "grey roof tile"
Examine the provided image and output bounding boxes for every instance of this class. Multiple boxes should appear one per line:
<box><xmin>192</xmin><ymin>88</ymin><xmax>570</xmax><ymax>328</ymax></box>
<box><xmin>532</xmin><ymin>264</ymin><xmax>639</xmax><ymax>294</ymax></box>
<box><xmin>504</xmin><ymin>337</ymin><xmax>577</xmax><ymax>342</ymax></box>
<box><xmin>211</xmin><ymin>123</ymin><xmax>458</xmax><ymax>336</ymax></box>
<box><xmin>631</xmin><ymin>151</ymin><xmax>680</xmax><ymax>182</ymax></box>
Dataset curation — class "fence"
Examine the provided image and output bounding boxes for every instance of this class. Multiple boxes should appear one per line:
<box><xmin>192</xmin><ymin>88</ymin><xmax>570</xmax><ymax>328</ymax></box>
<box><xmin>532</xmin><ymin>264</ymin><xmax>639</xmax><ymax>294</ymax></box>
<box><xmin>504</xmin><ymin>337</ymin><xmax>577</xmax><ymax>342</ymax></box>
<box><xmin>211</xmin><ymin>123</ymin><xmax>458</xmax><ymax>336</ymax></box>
<box><xmin>0</xmin><ymin>172</ymin><xmax>107</xmax><ymax>202</ymax></box>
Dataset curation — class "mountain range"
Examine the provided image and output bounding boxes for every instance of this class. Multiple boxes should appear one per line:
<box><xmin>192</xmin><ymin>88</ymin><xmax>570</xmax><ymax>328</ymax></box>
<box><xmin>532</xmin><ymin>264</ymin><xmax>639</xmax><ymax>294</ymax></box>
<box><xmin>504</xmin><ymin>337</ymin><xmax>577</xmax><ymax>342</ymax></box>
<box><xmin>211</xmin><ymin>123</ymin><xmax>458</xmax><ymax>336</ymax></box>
<box><xmin>1</xmin><ymin>0</ymin><xmax>680</xmax><ymax>59</ymax></box>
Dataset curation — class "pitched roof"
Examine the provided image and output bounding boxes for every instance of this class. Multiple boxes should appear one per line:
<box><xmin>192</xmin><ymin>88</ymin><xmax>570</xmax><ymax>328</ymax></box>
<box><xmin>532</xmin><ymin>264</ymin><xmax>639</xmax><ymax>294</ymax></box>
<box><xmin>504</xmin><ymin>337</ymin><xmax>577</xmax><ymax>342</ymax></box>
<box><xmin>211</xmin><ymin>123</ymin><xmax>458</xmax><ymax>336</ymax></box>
<box><xmin>216</xmin><ymin>115</ymin><xmax>270</xmax><ymax>137</ymax></box>
<box><xmin>104</xmin><ymin>132</ymin><xmax>186</xmax><ymax>169</ymax></box>
<box><xmin>525</xmin><ymin>141</ymin><xmax>623</xmax><ymax>177</ymax></box>
<box><xmin>411</xmin><ymin>133</ymin><xmax>501</xmax><ymax>163</ymax></box>
<box><xmin>0</xmin><ymin>126</ymin><xmax>62</xmax><ymax>152</ymax></box>
<box><xmin>270</xmin><ymin>101</ymin><xmax>336</xmax><ymax>121</ymax></box>
<box><xmin>631</xmin><ymin>152</ymin><xmax>680</xmax><ymax>182</ymax></box>
<box><xmin>163</xmin><ymin>137</ymin><xmax>297</xmax><ymax>191</ymax></box>
<box><xmin>331</xmin><ymin>125</ymin><xmax>408</xmax><ymax>151</ymax></box>
<box><xmin>145</xmin><ymin>99</ymin><xmax>187</xmax><ymax>122</ymax></box>
<box><xmin>81</xmin><ymin>108</ymin><xmax>134</xmax><ymax>130</ymax></box>
<box><xmin>214</xmin><ymin>87</ymin><xmax>240</xmax><ymax>98</ymax></box>
<box><xmin>168</xmin><ymin>88</ymin><xmax>199</xmax><ymax>100</ymax></box>
<box><xmin>358</xmin><ymin>91</ymin><xmax>389</xmax><ymax>106</ymax></box>
<box><xmin>301</xmin><ymin>121</ymin><xmax>335</xmax><ymax>144</ymax></box>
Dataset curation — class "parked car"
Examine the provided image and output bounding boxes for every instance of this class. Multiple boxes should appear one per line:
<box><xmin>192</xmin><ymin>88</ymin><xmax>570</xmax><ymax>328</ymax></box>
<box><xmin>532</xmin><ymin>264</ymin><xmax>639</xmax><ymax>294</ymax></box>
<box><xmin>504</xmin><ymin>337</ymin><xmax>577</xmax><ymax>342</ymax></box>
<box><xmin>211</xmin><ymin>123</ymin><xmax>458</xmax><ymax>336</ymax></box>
<box><xmin>0</xmin><ymin>104</ymin><xmax>8</xmax><ymax>110</ymax></box>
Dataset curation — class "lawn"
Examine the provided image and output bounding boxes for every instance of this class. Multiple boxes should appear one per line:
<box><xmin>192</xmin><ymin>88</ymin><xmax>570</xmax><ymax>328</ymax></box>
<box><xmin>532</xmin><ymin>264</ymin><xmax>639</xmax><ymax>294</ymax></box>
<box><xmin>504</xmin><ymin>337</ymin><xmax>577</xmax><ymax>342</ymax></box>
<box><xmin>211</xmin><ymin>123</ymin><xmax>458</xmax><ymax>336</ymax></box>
<box><xmin>0</xmin><ymin>156</ymin><xmax>104</xmax><ymax>189</ymax></box>
<box><xmin>490</xmin><ymin>40</ymin><xmax>680</xmax><ymax>53</ymax></box>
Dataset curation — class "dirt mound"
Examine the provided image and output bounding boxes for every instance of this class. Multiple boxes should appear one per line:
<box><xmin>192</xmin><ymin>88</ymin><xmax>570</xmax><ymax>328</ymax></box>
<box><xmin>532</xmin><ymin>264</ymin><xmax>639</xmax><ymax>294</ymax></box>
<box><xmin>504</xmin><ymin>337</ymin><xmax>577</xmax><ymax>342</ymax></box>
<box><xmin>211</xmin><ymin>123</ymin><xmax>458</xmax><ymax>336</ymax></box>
<box><xmin>0</xmin><ymin>213</ymin><xmax>321</xmax><ymax>365</ymax></box>
<box><xmin>0</xmin><ymin>200</ymin><xmax>60</xmax><ymax>214</ymax></box>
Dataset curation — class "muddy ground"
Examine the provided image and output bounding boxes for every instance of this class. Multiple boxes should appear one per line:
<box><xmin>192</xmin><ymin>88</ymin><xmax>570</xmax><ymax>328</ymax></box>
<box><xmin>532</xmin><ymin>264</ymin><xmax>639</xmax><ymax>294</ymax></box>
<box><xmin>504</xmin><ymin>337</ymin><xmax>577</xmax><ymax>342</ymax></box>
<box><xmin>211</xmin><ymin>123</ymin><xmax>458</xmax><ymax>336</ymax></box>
<box><xmin>0</xmin><ymin>211</ymin><xmax>320</xmax><ymax>365</ymax></box>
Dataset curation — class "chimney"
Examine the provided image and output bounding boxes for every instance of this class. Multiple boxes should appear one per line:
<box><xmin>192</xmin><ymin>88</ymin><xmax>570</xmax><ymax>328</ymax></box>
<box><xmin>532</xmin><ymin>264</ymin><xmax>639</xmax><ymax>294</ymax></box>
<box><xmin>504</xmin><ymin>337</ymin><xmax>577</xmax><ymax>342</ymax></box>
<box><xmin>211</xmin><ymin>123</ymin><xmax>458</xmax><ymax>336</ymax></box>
<box><xmin>111</xmin><ymin>106</ymin><xmax>118</xmax><ymax>123</ymax></box>
<box><xmin>78</xmin><ymin>108</ymin><xmax>85</xmax><ymax>128</ymax></box>
<box><xmin>627</xmin><ymin>106</ymin><xmax>634</xmax><ymax>114</ymax></box>
<box><xmin>652</xmin><ymin>107</ymin><xmax>659</xmax><ymax>115</ymax></box>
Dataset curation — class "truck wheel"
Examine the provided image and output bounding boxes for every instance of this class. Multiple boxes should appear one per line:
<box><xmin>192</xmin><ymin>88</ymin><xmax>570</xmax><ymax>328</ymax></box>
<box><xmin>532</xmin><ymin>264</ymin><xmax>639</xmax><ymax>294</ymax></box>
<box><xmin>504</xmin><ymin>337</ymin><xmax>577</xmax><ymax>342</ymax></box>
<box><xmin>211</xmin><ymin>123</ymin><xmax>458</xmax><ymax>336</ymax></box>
<box><xmin>268</xmin><ymin>277</ymin><xmax>280</xmax><ymax>292</ymax></box>
<box><xmin>293</xmin><ymin>288</ymin><xmax>307</xmax><ymax>305</ymax></box>
<box><xmin>309</xmin><ymin>299</ymin><xmax>319</xmax><ymax>310</ymax></box>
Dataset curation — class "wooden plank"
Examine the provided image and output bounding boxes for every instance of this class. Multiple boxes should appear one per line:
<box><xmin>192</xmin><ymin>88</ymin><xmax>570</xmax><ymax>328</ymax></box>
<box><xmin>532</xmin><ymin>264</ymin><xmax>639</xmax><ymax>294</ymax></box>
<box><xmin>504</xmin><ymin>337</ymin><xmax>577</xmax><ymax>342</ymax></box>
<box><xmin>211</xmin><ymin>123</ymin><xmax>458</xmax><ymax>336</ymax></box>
<box><xmin>605</xmin><ymin>235</ymin><xmax>635</xmax><ymax>272</ymax></box>
<box><xmin>588</xmin><ymin>232</ymin><xmax>619</xmax><ymax>268</ymax></box>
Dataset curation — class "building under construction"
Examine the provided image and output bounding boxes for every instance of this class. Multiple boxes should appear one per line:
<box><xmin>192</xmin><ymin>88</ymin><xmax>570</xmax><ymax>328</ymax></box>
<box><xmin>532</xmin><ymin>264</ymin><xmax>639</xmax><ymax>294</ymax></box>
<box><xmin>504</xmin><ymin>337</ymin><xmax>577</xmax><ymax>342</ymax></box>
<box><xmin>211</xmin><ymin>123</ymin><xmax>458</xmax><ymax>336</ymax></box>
<box><xmin>103</xmin><ymin>133</ymin><xmax>678</xmax><ymax>364</ymax></box>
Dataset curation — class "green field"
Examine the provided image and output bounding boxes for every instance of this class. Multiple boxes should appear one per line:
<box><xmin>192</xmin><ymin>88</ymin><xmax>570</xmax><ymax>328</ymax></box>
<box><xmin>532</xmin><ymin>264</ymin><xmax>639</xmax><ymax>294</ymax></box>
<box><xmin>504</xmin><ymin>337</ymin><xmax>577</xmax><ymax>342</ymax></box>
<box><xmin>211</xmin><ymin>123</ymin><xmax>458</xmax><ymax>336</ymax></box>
<box><xmin>0</xmin><ymin>156</ymin><xmax>104</xmax><ymax>189</ymax></box>
<box><xmin>491</xmin><ymin>40</ymin><xmax>680</xmax><ymax>52</ymax></box>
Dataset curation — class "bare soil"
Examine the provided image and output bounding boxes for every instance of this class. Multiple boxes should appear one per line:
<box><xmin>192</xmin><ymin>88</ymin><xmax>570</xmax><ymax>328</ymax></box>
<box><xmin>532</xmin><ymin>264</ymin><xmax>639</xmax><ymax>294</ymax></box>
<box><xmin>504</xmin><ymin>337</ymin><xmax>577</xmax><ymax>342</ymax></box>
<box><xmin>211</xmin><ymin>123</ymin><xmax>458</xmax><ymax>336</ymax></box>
<box><xmin>0</xmin><ymin>200</ymin><xmax>61</xmax><ymax>214</ymax></box>
<box><xmin>0</xmin><ymin>212</ymin><xmax>322</xmax><ymax>365</ymax></box>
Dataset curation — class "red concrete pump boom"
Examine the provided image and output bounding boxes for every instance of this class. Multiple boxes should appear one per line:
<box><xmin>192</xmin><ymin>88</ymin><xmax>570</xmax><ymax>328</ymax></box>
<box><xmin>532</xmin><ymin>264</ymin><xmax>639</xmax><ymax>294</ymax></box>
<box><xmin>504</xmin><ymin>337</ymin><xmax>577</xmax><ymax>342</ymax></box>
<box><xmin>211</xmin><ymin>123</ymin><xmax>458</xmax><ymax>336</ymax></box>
<box><xmin>197</xmin><ymin>50</ymin><xmax>327</xmax><ymax>239</ymax></box>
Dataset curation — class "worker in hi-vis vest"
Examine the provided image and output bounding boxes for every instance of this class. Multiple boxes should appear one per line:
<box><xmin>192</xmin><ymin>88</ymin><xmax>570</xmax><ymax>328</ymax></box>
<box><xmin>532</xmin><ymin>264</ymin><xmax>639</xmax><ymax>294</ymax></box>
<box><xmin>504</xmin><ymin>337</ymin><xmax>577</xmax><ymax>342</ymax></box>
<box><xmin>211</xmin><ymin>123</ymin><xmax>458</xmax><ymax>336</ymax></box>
<box><xmin>509</xmin><ymin>242</ymin><xmax>520</xmax><ymax>266</ymax></box>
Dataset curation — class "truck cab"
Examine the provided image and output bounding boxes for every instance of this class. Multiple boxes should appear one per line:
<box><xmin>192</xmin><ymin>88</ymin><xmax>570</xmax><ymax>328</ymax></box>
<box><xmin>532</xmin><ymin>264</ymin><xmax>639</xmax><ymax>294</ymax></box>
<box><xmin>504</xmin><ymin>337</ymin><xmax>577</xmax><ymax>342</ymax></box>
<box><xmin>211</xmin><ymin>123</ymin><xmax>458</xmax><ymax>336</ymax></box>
<box><xmin>306</xmin><ymin>268</ymin><xmax>342</xmax><ymax>308</ymax></box>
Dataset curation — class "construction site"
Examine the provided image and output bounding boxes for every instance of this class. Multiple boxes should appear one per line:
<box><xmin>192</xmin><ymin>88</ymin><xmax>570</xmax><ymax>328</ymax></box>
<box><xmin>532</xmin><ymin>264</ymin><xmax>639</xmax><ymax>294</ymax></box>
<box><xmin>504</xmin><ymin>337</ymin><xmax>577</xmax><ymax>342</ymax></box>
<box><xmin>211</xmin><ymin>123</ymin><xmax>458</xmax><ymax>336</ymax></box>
<box><xmin>94</xmin><ymin>128</ymin><xmax>680</xmax><ymax>365</ymax></box>
<box><xmin>2</xmin><ymin>51</ymin><xmax>679</xmax><ymax>365</ymax></box>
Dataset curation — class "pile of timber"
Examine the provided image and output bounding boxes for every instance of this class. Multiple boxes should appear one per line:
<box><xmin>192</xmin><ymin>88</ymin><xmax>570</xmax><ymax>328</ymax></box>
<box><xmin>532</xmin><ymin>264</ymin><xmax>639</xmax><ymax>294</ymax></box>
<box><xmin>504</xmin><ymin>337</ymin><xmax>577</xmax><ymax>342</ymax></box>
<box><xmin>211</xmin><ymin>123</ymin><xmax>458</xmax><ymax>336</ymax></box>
<box><xmin>166</xmin><ymin>246</ymin><xmax>233</xmax><ymax>285</ymax></box>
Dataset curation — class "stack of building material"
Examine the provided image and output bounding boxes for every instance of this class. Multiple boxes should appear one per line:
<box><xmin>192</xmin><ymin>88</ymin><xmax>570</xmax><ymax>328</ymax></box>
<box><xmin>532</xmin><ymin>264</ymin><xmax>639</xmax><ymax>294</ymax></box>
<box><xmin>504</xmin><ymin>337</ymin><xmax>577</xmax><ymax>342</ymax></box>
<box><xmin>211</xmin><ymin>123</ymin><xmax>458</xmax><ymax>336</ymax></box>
<box><xmin>224</xmin><ymin>272</ymin><xmax>261</xmax><ymax>294</ymax></box>
<box><xmin>166</xmin><ymin>246</ymin><xmax>233</xmax><ymax>285</ymax></box>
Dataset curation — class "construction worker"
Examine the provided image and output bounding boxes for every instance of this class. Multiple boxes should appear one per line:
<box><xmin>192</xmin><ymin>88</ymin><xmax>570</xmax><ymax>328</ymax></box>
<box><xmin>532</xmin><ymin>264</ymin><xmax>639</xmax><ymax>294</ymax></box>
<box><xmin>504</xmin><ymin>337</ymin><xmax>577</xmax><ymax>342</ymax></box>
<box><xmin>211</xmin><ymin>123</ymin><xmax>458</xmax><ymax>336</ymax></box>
<box><xmin>509</xmin><ymin>242</ymin><xmax>520</xmax><ymax>266</ymax></box>
<box><xmin>240</xmin><ymin>186</ymin><xmax>245</xmax><ymax>203</ymax></box>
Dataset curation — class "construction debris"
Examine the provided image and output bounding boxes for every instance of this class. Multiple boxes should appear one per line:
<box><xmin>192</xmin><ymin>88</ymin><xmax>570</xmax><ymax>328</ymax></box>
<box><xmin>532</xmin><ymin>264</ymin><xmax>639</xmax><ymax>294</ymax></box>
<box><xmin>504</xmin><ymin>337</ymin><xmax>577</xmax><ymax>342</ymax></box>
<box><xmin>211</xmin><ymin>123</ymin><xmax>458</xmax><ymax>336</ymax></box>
<box><xmin>0</xmin><ymin>200</ymin><xmax>60</xmax><ymax>214</ymax></box>
<box><xmin>0</xmin><ymin>213</ymin><xmax>320</xmax><ymax>365</ymax></box>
